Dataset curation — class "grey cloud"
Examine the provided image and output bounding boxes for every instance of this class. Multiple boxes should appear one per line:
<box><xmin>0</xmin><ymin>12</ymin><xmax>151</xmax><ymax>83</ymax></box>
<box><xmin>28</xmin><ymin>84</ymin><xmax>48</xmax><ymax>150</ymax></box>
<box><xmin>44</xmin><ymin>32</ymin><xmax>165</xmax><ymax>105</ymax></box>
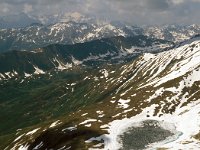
<box><xmin>0</xmin><ymin>0</ymin><xmax>199</xmax><ymax>25</ymax></box>
<box><xmin>144</xmin><ymin>0</ymin><xmax>170</xmax><ymax>10</ymax></box>
<box><xmin>1</xmin><ymin>0</ymin><xmax>36</xmax><ymax>5</ymax></box>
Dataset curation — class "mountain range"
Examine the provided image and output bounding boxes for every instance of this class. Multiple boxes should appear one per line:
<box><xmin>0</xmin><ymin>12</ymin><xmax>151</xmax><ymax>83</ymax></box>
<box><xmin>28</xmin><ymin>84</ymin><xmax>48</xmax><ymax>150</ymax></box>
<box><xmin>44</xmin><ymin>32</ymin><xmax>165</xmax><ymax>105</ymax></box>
<box><xmin>0</xmin><ymin>15</ymin><xmax>200</xmax><ymax>150</ymax></box>
<box><xmin>0</xmin><ymin>21</ymin><xmax>199</xmax><ymax>53</ymax></box>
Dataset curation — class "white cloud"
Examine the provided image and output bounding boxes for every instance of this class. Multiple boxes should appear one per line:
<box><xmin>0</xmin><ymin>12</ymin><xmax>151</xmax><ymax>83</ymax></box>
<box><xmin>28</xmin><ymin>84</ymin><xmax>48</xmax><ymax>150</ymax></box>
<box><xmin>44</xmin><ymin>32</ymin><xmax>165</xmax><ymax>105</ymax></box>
<box><xmin>170</xmin><ymin>0</ymin><xmax>185</xmax><ymax>4</ymax></box>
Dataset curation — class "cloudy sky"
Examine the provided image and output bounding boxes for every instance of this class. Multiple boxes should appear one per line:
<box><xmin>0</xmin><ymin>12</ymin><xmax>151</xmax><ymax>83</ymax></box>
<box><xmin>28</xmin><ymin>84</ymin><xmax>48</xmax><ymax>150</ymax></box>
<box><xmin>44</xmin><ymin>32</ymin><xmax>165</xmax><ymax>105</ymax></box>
<box><xmin>0</xmin><ymin>0</ymin><xmax>200</xmax><ymax>25</ymax></box>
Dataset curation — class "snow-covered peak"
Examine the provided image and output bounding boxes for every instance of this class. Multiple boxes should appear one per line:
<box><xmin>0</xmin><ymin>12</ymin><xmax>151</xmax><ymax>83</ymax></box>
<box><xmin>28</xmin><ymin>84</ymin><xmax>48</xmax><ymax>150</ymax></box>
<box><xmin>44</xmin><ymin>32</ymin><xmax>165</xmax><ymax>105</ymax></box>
<box><xmin>0</xmin><ymin>23</ymin><xmax>199</xmax><ymax>53</ymax></box>
<box><xmin>143</xmin><ymin>24</ymin><xmax>200</xmax><ymax>43</ymax></box>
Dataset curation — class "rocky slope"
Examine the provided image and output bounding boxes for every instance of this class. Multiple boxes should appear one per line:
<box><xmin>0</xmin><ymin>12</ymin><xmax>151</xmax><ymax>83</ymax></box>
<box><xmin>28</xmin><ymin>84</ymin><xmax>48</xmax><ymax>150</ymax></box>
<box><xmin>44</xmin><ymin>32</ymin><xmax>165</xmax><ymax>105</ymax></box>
<box><xmin>1</xmin><ymin>36</ymin><xmax>200</xmax><ymax>150</ymax></box>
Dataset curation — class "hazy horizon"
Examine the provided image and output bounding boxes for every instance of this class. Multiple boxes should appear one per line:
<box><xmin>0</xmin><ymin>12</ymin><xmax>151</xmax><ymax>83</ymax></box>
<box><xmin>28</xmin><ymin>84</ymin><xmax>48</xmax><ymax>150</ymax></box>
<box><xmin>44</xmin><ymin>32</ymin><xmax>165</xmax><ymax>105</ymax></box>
<box><xmin>0</xmin><ymin>0</ymin><xmax>200</xmax><ymax>25</ymax></box>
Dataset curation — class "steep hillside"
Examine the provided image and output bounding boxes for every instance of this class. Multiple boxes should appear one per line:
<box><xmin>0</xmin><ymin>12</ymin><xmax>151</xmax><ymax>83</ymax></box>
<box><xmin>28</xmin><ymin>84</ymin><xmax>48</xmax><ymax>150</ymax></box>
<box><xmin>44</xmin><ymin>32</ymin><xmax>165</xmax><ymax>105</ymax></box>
<box><xmin>1</xmin><ymin>36</ymin><xmax>200</xmax><ymax>150</ymax></box>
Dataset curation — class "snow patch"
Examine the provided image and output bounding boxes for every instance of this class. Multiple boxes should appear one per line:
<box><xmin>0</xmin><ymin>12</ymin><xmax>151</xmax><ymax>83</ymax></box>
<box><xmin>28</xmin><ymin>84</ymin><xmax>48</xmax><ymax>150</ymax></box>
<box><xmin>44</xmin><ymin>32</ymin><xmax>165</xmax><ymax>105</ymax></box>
<box><xmin>79</xmin><ymin>119</ymin><xmax>97</xmax><ymax>125</ymax></box>
<box><xmin>33</xmin><ymin>65</ymin><xmax>45</xmax><ymax>74</ymax></box>
<box><xmin>49</xmin><ymin>120</ymin><xmax>61</xmax><ymax>128</ymax></box>
<box><xmin>26</xmin><ymin>128</ymin><xmax>40</xmax><ymax>136</ymax></box>
<box><xmin>118</xmin><ymin>99</ymin><xmax>130</xmax><ymax>109</ymax></box>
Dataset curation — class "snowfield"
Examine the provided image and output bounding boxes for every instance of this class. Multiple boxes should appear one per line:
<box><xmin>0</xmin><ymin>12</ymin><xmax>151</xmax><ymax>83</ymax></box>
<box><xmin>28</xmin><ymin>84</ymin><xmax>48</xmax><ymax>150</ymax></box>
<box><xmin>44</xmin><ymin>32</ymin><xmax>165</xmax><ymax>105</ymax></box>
<box><xmin>87</xmin><ymin>99</ymin><xmax>200</xmax><ymax>150</ymax></box>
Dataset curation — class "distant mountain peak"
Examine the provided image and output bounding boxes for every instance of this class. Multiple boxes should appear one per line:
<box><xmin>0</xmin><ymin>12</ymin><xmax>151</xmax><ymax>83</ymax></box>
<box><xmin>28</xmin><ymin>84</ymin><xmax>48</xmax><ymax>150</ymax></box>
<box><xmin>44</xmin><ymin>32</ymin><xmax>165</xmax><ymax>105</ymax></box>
<box><xmin>0</xmin><ymin>13</ymin><xmax>40</xmax><ymax>29</ymax></box>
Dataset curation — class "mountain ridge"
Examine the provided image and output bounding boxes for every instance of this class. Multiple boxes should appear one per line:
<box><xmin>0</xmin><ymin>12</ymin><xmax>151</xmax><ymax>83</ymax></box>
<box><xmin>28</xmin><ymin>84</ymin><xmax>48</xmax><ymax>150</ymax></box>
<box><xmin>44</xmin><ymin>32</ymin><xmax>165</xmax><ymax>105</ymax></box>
<box><xmin>1</xmin><ymin>33</ymin><xmax>200</xmax><ymax>150</ymax></box>
<box><xmin>0</xmin><ymin>35</ymin><xmax>173</xmax><ymax>80</ymax></box>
